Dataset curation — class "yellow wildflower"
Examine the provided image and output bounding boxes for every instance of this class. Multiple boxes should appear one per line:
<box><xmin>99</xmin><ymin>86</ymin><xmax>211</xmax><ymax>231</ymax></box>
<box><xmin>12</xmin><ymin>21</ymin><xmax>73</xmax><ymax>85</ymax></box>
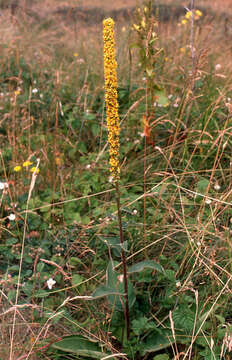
<box><xmin>180</xmin><ymin>47</ymin><xmax>186</xmax><ymax>53</ymax></box>
<box><xmin>195</xmin><ymin>9</ymin><xmax>202</xmax><ymax>17</ymax></box>
<box><xmin>73</xmin><ymin>53</ymin><xmax>78</xmax><ymax>57</ymax></box>
<box><xmin>181</xmin><ymin>19</ymin><xmax>187</xmax><ymax>25</ymax></box>
<box><xmin>185</xmin><ymin>11</ymin><xmax>193</xmax><ymax>19</ymax></box>
<box><xmin>23</xmin><ymin>160</ymin><xmax>33</xmax><ymax>167</ymax></box>
<box><xmin>14</xmin><ymin>165</ymin><xmax>22</xmax><ymax>172</ymax></box>
<box><xmin>103</xmin><ymin>18</ymin><xmax>120</xmax><ymax>181</ymax></box>
<box><xmin>14</xmin><ymin>90</ymin><xmax>20</xmax><ymax>96</ymax></box>
<box><xmin>30</xmin><ymin>167</ymin><xmax>39</xmax><ymax>174</ymax></box>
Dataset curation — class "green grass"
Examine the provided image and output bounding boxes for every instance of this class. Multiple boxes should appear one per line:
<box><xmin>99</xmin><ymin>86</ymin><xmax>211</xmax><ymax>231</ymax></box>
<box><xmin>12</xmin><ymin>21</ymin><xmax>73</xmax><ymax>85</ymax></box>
<box><xmin>1</xmin><ymin>1</ymin><xmax>232</xmax><ymax>359</ymax></box>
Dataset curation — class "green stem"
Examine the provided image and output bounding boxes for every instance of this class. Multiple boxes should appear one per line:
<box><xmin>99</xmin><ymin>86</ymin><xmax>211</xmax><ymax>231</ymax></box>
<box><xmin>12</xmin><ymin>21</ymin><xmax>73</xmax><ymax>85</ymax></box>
<box><xmin>115</xmin><ymin>181</ymin><xmax>130</xmax><ymax>340</ymax></box>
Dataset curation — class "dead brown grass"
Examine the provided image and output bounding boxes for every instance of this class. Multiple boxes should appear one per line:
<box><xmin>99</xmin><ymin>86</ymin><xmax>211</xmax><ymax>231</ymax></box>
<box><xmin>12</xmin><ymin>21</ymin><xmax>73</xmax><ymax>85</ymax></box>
<box><xmin>21</xmin><ymin>0</ymin><xmax>232</xmax><ymax>16</ymax></box>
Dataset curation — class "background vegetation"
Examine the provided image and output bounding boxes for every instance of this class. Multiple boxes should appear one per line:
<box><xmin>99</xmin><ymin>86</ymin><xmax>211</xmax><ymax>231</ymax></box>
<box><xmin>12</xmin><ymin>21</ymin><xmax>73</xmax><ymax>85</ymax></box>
<box><xmin>1</xmin><ymin>0</ymin><xmax>232</xmax><ymax>359</ymax></box>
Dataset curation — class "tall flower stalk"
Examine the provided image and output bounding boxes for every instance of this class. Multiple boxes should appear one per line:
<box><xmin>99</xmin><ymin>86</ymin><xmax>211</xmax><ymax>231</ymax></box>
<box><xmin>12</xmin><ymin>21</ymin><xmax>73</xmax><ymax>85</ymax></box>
<box><xmin>103</xmin><ymin>17</ymin><xmax>130</xmax><ymax>340</ymax></box>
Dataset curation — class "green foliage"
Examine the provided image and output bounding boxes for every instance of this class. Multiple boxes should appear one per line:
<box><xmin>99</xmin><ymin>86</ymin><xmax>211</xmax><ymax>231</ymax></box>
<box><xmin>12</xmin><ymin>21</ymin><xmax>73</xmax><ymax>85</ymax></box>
<box><xmin>51</xmin><ymin>336</ymin><xmax>109</xmax><ymax>358</ymax></box>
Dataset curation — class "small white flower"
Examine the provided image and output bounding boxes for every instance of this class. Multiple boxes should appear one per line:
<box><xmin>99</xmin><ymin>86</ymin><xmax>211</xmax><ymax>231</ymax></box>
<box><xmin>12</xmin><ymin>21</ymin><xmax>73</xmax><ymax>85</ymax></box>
<box><xmin>108</xmin><ymin>176</ymin><xmax>113</xmax><ymax>183</ymax></box>
<box><xmin>197</xmin><ymin>241</ymin><xmax>201</xmax><ymax>246</ymax></box>
<box><xmin>0</xmin><ymin>182</ymin><xmax>7</xmax><ymax>190</ymax></box>
<box><xmin>215</xmin><ymin>63</ymin><xmax>222</xmax><ymax>71</ymax></box>
<box><xmin>176</xmin><ymin>281</ymin><xmax>181</xmax><ymax>288</ymax></box>
<box><xmin>85</xmin><ymin>164</ymin><xmax>91</xmax><ymax>169</ymax></box>
<box><xmin>134</xmin><ymin>139</ymin><xmax>139</xmax><ymax>145</ymax></box>
<box><xmin>153</xmin><ymin>102</ymin><xmax>157</xmax><ymax>107</ymax></box>
<box><xmin>8</xmin><ymin>213</ymin><xmax>16</xmax><ymax>221</ymax></box>
<box><xmin>142</xmin><ymin>77</ymin><xmax>146</xmax><ymax>81</ymax></box>
<box><xmin>214</xmin><ymin>183</ymin><xmax>220</xmax><ymax>191</ymax></box>
<box><xmin>173</xmin><ymin>103</ymin><xmax>179</xmax><ymax>108</ymax></box>
<box><xmin>32</xmin><ymin>88</ymin><xmax>38</xmax><ymax>94</ymax></box>
<box><xmin>168</xmin><ymin>94</ymin><xmax>173</xmax><ymax>99</ymax></box>
<box><xmin>132</xmin><ymin>209</ymin><xmax>138</xmax><ymax>215</ymax></box>
<box><xmin>117</xmin><ymin>275</ymin><xmax>124</xmax><ymax>283</ymax></box>
<box><xmin>85</xmin><ymin>109</ymin><xmax>90</xmax><ymax>114</ymax></box>
<box><xmin>47</xmin><ymin>278</ymin><xmax>56</xmax><ymax>290</ymax></box>
<box><xmin>205</xmin><ymin>198</ymin><xmax>212</xmax><ymax>204</ymax></box>
<box><xmin>40</xmin><ymin>93</ymin><xmax>44</xmax><ymax>99</ymax></box>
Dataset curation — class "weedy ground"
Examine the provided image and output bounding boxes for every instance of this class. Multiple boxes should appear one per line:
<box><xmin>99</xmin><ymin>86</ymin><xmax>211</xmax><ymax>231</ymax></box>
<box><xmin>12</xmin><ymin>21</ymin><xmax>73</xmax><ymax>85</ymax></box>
<box><xmin>1</xmin><ymin>0</ymin><xmax>232</xmax><ymax>359</ymax></box>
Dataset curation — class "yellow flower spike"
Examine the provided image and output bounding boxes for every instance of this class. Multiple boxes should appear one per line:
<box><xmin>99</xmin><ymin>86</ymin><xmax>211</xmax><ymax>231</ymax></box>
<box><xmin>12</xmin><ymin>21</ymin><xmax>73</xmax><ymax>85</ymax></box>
<box><xmin>103</xmin><ymin>18</ymin><xmax>120</xmax><ymax>181</ymax></box>
<box><xmin>14</xmin><ymin>165</ymin><xmax>22</xmax><ymax>172</ymax></box>
<box><xmin>181</xmin><ymin>19</ymin><xmax>188</xmax><ymax>25</ymax></box>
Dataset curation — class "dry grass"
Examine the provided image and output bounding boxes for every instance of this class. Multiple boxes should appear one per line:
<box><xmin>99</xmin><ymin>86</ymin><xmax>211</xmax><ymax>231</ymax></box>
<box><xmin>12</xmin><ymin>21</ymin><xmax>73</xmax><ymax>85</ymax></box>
<box><xmin>13</xmin><ymin>0</ymin><xmax>232</xmax><ymax>18</ymax></box>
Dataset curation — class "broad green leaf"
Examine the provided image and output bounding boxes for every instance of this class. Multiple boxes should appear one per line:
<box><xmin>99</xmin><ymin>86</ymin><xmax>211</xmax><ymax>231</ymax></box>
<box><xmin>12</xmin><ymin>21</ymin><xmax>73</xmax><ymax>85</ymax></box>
<box><xmin>106</xmin><ymin>260</ymin><xmax>118</xmax><ymax>288</ymax></box>
<box><xmin>72</xmin><ymin>274</ymin><xmax>83</xmax><ymax>286</ymax></box>
<box><xmin>99</xmin><ymin>236</ymin><xmax>128</xmax><ymax>257</ymax></box>
<box><xmin>197</xmin><ymin>178</ymin><xmax>210</xmax><ymax>194</ymax></box>
<box><xmin>141</xmin><ymin>331</ymin><xmax>174</xmax><ymax>356</ymax></box>
<box><xmin>51</xmin><ymin>335</ymin><xmax>109</xmax><ymax>359</ymax></box>
<box><xmin>153</xmin><ymin>354</ymin><xmax>170</xmax><ymax>360</ymax></box>
<box><xmin>154</xmin><ymin>89</ymin><xmax>169</xmax><ymax>107</ymax></box>
<box><xmin>127</xmin><ymin>260</ymin><xmax>165</xmax><ymax>274</ymax></box>
<box><xmin>92</xmin><ymin>286</ymin><xmax>124</xmax><ymax>299</ymax></box>
<box><xmin>93</xmin><ymin>261</ymin><xmax>136</xmax><ymax>311</ymax></box>
<box><xmin>132</xmin><ymin>316</ymin><xmax>156</xmax><ymax>336</ymax></box>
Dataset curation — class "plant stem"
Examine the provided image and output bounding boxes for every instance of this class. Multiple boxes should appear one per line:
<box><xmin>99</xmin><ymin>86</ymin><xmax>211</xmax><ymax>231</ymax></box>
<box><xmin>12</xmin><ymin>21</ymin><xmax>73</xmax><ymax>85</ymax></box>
<box><xmin>115</xmin><ymin>180</ymin><xmax>130</xmax><ymax>340</ymax></box>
